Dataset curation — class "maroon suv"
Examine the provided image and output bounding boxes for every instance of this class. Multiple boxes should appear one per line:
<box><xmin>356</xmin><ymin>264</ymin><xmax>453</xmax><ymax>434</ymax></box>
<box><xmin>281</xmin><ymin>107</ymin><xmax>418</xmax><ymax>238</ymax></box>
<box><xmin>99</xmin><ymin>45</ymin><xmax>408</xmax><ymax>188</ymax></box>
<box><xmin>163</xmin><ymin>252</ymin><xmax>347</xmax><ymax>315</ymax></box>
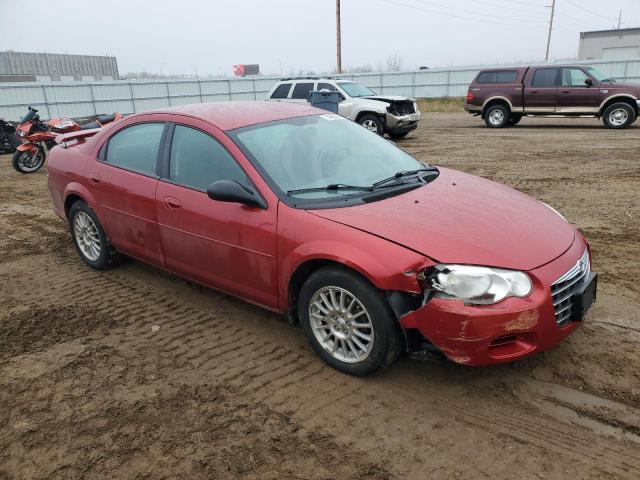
<box><xmin>465</xmin><ymin>65</ymin><xmax>640</xmax><ymax>129</ymax></box>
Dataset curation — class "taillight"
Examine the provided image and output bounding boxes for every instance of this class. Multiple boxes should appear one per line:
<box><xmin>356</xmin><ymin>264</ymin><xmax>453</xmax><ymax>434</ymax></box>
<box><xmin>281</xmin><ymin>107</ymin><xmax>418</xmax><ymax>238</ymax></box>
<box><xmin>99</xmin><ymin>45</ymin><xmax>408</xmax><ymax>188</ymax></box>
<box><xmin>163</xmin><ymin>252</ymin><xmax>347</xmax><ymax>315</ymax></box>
<box><xmin>466</xmin><ymin>90</ymin><xmax>474</xmax><ymax>103</ymax></box>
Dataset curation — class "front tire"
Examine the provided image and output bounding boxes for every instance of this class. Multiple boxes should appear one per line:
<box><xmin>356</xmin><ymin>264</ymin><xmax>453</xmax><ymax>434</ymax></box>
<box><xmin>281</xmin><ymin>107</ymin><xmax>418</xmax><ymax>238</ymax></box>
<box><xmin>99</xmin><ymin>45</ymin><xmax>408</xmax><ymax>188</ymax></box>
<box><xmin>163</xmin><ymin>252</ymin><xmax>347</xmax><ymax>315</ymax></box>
<box><xmin>358</xmin><ymin>114</ymin><xmax>384</xmax><ymax>136</ymax></box>
<box><xmin>389</xmin><ymin>132</ymin><xmax>409</xmax><ymax>140</ymax></box>
<box><xmin>484</xmin><ymin>104</ymin><xmax>510</xmax><ymax>128</ymax></box>
<box><xmin>69</xmin><ymin>201</ymin><xmax>119</xmax><ymax>269</ymax></box>
<box><xmin>602</xmin><ymin>102</ymin><xmax>635</xmax><ymax>129</ymax></box>
<box><xmin>12</xmin><ymin>149</ymin><xmax>45</xmax><ymax>173</ymax></box>
<box><xmin>298</xmin><ymin>266</ymin><xmax>403</xmax><ymax>376</ymax></box>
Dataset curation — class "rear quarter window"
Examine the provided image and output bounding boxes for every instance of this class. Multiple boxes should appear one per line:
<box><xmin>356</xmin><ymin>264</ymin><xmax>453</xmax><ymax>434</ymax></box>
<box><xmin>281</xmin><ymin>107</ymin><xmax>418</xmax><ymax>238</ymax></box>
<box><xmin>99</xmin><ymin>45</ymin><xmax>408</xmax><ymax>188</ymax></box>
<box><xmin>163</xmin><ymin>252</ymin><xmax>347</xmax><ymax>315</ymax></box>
<box><xmin>271</xmin><ymin>83</ymin><xmax>292</xmax><ymax>99</ymax></box>
<box><xmin>477</xmin><ymin>71</ymin><xmax>519</xmax><ymax>84</ymax></box>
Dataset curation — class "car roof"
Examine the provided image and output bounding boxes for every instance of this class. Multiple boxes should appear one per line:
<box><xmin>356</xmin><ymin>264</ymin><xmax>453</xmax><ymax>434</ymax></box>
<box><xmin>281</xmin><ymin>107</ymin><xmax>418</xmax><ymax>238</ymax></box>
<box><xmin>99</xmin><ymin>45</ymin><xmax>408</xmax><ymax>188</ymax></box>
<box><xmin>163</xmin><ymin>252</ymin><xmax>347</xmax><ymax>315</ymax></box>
<box><xmin>478</xmin><ymin>65</ymin><xmax>590</xmax><ymax>73</ymax></box>
<box><xmin>144</xmin><ymin>101</ymin><xmax>322</xmax><ymax>131</ymax></box>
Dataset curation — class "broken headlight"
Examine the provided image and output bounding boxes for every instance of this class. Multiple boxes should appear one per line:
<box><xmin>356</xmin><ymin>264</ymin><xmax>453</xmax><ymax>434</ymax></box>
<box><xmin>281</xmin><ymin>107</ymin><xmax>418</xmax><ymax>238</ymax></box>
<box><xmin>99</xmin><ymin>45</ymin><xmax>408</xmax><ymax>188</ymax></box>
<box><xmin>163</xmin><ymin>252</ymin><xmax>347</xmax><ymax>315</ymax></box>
<box><xmin>426</xmin><ymin>265</ymin><xmax>532</xmax><ymax>305</ymax></box>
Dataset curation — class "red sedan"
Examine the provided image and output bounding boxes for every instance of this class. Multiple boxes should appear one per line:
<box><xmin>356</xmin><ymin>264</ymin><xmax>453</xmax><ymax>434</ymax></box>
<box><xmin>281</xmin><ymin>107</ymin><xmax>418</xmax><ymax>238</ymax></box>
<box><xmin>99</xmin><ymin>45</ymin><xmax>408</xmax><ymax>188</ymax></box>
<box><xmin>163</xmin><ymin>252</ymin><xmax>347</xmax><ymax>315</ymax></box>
<box><xmin>47</xmin><ymin>102</ymin><xmax>597</xmax><ymax>376</ymax></box>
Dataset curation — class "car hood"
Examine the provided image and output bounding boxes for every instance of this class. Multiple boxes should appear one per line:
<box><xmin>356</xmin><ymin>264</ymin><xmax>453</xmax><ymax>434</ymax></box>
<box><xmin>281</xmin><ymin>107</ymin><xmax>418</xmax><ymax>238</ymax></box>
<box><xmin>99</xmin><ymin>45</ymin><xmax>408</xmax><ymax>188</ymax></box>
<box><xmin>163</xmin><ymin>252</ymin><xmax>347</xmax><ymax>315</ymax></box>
<box><xmin>362</xmin><ymin>95</ymin><xmax>416</xmax><ymax>103</ymax></box>
<box><xmin>309</xmin><ymin>168</ymin><xmax>575</xmax><ymax>271</ymax></box>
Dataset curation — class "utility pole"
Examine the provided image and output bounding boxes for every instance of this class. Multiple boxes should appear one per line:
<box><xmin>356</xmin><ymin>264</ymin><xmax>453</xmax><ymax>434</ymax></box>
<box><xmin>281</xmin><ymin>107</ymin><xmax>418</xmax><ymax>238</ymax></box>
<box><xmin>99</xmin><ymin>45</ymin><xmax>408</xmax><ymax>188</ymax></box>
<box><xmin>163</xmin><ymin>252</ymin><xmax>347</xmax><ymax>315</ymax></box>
<box><xmin>545</xmin><ymin>0</ymin><xmax>556</xmax><ymax>61</ymax></box>
<box><xmin>336</xmin><ymin>0</ymin><xmax>342</xmax><ymax>74</ymax></box>
<box><xmin>617</xmin><ymin>10</ymin><xmax>622</xmax><ymax>30</ymax></box>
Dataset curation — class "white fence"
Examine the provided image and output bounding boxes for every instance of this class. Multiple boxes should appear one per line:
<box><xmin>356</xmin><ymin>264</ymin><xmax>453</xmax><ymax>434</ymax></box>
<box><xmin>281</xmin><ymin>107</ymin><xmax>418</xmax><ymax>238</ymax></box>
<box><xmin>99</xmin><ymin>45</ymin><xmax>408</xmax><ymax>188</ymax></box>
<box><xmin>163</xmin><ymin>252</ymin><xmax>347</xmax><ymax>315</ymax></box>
<box><xmin>1</xmin><ymin>58</ymin><xmax>639</xmax><ymax>121</ymax></box>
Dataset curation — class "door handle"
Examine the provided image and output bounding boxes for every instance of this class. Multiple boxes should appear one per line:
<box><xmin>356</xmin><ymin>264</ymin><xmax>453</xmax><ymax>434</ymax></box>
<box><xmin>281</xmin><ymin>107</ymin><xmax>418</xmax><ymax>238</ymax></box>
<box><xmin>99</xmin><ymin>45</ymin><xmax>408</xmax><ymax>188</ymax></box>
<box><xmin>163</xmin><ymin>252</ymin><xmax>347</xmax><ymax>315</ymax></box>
<box><xmin>561</xmin><ymin>90</ymin><xmax>570</xmax><ymax>94</ymax></box>
<box><xmin>89</xmin><ymin>173</ymin><xmax>101</xmax><ymax>183</ymax></box>
<box><xmin>530</xmin><ymin>90</ymin><xmax>538</xmax><ymax>94</ymax></box>
<box><xmin>163</xmin><ymin>196</ymin><xmax>182</xmax><ymax>210</ymax></box>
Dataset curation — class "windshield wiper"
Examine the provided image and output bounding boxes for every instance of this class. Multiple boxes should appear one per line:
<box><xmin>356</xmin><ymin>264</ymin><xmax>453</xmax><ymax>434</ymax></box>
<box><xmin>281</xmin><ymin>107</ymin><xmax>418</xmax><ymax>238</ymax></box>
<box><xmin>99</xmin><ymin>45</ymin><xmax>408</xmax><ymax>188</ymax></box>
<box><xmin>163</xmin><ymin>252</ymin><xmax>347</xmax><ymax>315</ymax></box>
<box><xmin>286</xmin><ymin>184</ymin><xmax>372</xmax><ymax>195</ymax></box>
<box><xmin>371</xmin><ymin>167</ymin><xmax>437</xmax><ymax>188</ymax></box>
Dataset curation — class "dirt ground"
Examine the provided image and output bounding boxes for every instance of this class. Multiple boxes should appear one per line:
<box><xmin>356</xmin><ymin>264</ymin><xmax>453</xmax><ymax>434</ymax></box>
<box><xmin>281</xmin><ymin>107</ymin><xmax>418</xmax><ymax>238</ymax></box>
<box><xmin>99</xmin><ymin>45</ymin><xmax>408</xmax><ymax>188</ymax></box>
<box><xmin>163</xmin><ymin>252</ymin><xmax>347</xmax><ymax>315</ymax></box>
<box><xmin>1</xmin><ymin>112</ymin><xmax>639</xmax><ymax>479</ymax></box>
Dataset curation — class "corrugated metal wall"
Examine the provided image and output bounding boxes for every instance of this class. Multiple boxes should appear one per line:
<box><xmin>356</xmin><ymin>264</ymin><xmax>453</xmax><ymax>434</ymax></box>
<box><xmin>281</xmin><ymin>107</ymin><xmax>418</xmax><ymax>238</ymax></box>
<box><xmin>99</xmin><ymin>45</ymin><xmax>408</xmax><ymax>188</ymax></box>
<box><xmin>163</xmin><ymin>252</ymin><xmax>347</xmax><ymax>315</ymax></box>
<box><xmin>0</xmin><ymin>51</ymin><xmax>119</xmax><ymax>81</ymax></box>
<box><xmin>1</xmin><ymin>58</ymin><xmax>639</xmax><ymax>121</ymax></box>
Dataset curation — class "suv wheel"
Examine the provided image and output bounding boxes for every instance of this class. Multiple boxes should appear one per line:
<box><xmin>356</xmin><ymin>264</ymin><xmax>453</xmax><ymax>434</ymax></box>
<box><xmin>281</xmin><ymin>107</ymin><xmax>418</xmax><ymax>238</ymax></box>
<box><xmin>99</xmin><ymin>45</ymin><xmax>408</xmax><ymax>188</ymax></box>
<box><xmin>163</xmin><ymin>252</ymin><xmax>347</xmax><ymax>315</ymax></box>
<box><xmin>69</xmin><ymin>201</ymin><xmax>119</xmax><ymax>269</ymax></box>
<box><xmin>484</xmin><ymin>104</ymin><xmax>510</xmax><ymax>128</ymax></box>
<box><xmin>359</xmin><ymin>114</ymin><xmax>383</xmax><ymax>135</ymax></box>
<box><xmin>298</xmin><ymin>266</ymin><xmax>403</xmax><ymax>376</ymax></box>
<box><xmin>603</xmin><ymin>102</ymin><xmax>636</xmax><ymax>129</ymax></box>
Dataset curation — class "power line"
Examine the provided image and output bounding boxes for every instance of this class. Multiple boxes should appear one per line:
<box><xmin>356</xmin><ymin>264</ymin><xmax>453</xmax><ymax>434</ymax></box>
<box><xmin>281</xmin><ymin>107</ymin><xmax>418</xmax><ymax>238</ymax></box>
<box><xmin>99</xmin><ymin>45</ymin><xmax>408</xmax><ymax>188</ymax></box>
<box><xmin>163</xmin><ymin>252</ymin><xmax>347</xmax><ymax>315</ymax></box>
<box><xmin>409</xmin><ymin>0</ymin><xmax>548</xmax><ymax>22</ymax></box>
<box><xmin>472</xmin><ymin>0</ymin><xmax>547</xmax><ymax>15</ymax></box>
<box><xmin>503</xmin><ymin>0</ymin><xmax>548</xmax><ymax>7</ymax></box>
<box><xmin>376</xmin><ymin>0</ymin><xmax>547</xmax><ymax>28</ymax></box>
<box><xmin>564</xmin><ymin>0</ymin><xmax>616</xmax><ymax>20</ymax></box>
<box><xmin>556</xmin><ymin>10</ymin><xmax>608</xmax><ymax>28</ymax></box>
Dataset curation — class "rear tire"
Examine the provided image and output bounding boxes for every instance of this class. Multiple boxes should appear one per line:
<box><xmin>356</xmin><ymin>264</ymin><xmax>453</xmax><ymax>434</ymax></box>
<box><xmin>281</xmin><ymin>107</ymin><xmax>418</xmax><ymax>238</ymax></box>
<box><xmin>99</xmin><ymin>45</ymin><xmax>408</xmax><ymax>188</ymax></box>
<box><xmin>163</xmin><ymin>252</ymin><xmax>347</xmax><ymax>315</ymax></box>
<box><xmin>358</xmin><ymin>114</ymin><xmax>384</xmax><ymax>136</ymax></box>
<box><xmin>12</xmin><ymin>149</ymin><xmax>45</xmax><ymax>174</ymax></box>
<box><xmin>69</xmin><ymin>201</ymin><xmax>119</xmax><ymax>270</ymax></box>
<box><xmin>602</xmin><ymin>102</ymin><xmax>635</xmax><ymax>129</ymax></box>
<box><xmin>484</xmin><ymin>104</ymin><xmax>510</xmax><ymax>128</ymax></box>
<box><xmin>298</xmin><ymin>266</ymin><xmax>403</xmax><ymax>376</ymax></box>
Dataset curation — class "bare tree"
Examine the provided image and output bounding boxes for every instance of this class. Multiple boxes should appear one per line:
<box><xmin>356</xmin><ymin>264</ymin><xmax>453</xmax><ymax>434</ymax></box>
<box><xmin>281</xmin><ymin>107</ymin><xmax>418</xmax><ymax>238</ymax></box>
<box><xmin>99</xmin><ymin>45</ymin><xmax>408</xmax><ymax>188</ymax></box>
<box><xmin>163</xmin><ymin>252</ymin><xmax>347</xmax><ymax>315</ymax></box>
<box><xmin>343</xmin><ymin>63</ymin><xmax>373</xmax><ymax>73</ymax></box>
<box><xmin>384</xmin><ymin>53</ymin><xmax>402</xmax><ymax>72</ymax></box>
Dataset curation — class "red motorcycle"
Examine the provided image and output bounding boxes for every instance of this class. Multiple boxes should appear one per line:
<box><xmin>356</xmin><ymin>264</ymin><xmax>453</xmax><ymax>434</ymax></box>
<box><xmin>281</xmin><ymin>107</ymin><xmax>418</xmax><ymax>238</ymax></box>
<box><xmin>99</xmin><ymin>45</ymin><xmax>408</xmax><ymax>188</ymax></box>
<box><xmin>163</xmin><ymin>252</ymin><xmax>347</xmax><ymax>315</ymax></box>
<box><xmin>13</xmin><ymin>106</ymin><xmax>121</xmax><ymax>174</ymax></box>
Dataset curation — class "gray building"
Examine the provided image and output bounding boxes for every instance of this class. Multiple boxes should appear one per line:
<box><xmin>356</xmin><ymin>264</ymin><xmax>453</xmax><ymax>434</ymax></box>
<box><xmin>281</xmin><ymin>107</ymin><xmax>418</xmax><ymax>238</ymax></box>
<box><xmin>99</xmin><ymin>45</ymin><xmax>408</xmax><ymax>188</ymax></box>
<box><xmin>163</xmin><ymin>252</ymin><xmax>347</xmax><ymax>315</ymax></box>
<box><xmin>578</xmin><ymin>28</ymin><xmax>640</xmax><ymax>60</ymax></box>
<box><xmin>0</xmin><ymin>51</ymin><xmax>119</xmax><ymax>82</ymax></box>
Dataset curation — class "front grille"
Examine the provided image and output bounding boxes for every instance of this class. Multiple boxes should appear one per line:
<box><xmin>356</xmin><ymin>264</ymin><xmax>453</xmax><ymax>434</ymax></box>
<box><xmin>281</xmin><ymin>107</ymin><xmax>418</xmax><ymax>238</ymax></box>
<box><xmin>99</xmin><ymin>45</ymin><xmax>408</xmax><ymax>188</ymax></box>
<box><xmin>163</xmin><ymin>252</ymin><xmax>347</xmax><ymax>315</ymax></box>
<box><xmin>389</xmin><ymin>101</ymin><xmax>415</xmax><ymax>115</ymax></box>
<box><xmin>550</xmin><ymin>249</ymin><xmax>590</xmax><ymax>327</ymax></box>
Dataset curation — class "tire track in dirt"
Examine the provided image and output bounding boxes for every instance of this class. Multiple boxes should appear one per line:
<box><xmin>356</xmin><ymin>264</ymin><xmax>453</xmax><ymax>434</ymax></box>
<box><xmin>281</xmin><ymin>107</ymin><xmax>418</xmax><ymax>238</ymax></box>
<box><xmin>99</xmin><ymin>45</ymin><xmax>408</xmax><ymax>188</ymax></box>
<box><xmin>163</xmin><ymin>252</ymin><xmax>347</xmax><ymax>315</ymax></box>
<box><xmin>2</xmin><ymin>251</ymin><xmax>640</xmax><ymax>479</ymax></box>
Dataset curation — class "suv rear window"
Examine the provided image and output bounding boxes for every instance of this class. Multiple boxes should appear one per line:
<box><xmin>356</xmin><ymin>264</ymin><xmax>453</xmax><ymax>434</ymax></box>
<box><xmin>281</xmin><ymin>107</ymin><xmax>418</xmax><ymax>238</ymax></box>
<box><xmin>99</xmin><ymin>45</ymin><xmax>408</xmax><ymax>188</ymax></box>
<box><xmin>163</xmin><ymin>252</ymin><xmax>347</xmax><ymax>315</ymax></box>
<box><xmin>271</xmin><ymin>83</ymin><xmax>292</xmax><ymax>99</ymax></box>
<box><xmin>291</xmin><ymin>82</ymin><xmax>314</xmax><ymax>99</ymax></box>
<box><xmin>477</xmin><ymin>70</ymin><xmax>518</xmax><ymax>83</ymax></box>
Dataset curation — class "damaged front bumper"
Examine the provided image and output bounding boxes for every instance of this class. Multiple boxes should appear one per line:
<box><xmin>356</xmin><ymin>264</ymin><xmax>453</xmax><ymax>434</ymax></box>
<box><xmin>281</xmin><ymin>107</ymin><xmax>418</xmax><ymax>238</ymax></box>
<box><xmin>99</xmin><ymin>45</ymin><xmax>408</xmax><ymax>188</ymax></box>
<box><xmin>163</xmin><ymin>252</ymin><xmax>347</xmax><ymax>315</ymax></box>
<box><xmin>385</xmin><ymin>111</ymin><xmax>421</xmax><ymax>134</ymax></box>
<box><xmin>399</xmin><ymin>238</ymin><xmax>589</xmax><ymax>366</ymax></box>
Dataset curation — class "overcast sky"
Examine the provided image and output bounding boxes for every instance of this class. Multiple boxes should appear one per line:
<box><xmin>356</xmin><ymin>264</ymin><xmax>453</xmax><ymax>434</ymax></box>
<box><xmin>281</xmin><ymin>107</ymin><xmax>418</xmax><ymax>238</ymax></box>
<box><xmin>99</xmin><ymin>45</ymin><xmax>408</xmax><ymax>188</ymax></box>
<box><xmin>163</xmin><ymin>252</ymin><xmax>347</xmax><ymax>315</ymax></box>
<box><xmin>1</xmin><ymin>0</ymin><xmax>639</xmax><ymax>76</ymax></box>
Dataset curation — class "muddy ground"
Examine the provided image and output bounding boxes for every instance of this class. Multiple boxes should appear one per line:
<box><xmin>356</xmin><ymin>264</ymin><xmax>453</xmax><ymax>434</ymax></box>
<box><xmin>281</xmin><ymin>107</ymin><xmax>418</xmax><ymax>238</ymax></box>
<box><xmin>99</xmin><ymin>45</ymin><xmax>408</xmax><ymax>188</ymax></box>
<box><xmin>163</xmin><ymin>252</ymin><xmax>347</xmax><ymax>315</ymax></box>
<box><xmin>1</xmin><ymin>113</ymin><xmax>639</xmax><ymax>479</ymax></box>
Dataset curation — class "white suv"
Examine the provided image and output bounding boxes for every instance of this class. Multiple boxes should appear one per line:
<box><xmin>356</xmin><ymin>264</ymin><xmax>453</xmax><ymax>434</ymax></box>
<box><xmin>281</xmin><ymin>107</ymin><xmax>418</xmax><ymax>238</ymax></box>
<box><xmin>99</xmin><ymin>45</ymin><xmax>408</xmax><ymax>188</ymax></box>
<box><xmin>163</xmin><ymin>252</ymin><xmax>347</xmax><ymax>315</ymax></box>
<box><xmin>266</xmin><ymin>78</ymin><xmax>421</xmax><ymax>139</ymax></box>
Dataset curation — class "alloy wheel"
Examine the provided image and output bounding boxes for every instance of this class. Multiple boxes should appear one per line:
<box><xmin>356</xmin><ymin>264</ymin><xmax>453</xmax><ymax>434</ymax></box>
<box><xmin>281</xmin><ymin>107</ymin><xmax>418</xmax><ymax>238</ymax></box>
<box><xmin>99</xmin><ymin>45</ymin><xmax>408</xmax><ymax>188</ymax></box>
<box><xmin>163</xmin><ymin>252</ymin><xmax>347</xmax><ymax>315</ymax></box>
<box><xmin>309</xmin><ymin>286</ymin><xmax>374</xmax><ymax>363</ymax></box>
<box><xmin>609</xmin><ymin>108</ymin><xmax>629</xmax><ymax>127</ymax></box>
<box><xmin>489</xmin><ymin>109</ymin><xmax>505</xmax><ymax>126</ymax></box>
<box><xmin>361</xmin><ymin>119</ymin><xmax>379</xmax><ymax>132</ymax></box>
<box><xmin>73</xmin><ymin>211</ymin><xmax>101</xmax><ymax>261</ymax></box>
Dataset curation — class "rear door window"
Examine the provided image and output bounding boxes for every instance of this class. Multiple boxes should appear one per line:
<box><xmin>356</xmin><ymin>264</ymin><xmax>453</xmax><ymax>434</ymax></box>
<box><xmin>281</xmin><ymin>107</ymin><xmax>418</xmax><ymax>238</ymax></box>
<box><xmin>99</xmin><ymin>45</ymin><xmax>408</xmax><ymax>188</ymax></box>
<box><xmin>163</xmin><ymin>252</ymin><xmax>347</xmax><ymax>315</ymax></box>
<box><xmin>477</xmin><ymin>71</ymin><xmax>518</xmax><ymax>83</ymax></box>
<box><xmin>104</xmin><ymin>123</ymin><xmax>164</xmax><ymax>176</ymax></box>
<box><xmin>531</xmin><ymin>69</ymin><xmax>559</xmax><ymax>88</ymax></box>
<box><xmin>291</xmin><ymin>82</ymin><xmax>314</xmax><ymax>99</ymax></box>
<box><xmin>270</xmin><ymin>83</ymin><xmax>292</xmax><ymax>99</ymax></box>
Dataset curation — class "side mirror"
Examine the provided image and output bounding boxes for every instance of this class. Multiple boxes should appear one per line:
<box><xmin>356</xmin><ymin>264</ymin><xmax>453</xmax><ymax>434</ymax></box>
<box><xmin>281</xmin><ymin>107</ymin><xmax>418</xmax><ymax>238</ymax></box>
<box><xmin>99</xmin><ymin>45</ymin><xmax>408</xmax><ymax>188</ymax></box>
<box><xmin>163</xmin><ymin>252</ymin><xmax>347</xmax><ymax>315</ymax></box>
<box><xmin>585</xmin><ymin>78</ymin><xmax>593</xmax><ymax>87</ymax></box>
<box><xmin>206</xmin><ymin>180</ymin><xmax>265</xmax><ymax>209</ymax></box>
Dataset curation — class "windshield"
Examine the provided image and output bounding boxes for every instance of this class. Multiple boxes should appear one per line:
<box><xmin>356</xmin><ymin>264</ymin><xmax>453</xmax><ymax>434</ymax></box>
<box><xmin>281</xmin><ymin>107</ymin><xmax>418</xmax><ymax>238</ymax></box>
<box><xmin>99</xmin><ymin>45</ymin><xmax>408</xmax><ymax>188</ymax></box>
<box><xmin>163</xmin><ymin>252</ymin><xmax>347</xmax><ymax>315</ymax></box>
<box><xmin>231</xmin><ymin>114</ymin><xmax>428</xmax><ymax>202</ymax></box>
<box><xmin>337</xmin><ymin>82</ymin><xmax>376</xmax><ymax>98</ymax></box>
<box><xmin>585</xmin><ymin>67</ymin><xmax>615</xmax><ymax>83</ymax></box>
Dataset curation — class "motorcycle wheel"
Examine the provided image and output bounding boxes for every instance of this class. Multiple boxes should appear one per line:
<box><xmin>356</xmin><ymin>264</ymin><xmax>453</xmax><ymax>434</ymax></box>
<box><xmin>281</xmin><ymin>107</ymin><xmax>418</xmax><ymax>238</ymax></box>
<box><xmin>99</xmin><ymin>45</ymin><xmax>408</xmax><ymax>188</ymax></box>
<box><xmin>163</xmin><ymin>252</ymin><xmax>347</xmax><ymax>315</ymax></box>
<box><xmin>12</xmin><ymin>149</ymin><xmax>45</xmax><ymax>174</ymax></box>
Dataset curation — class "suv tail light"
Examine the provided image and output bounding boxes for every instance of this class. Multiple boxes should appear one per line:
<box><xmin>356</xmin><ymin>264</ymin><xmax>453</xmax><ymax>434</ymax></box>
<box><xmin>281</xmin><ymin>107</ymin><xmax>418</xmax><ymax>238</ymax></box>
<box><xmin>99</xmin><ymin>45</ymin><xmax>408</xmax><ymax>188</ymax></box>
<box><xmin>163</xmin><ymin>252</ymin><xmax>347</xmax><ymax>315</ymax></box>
<box><xmin>466</xmin><ymin>90</ymin><xmax>474</xmax><ymax>103</ymax></box>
